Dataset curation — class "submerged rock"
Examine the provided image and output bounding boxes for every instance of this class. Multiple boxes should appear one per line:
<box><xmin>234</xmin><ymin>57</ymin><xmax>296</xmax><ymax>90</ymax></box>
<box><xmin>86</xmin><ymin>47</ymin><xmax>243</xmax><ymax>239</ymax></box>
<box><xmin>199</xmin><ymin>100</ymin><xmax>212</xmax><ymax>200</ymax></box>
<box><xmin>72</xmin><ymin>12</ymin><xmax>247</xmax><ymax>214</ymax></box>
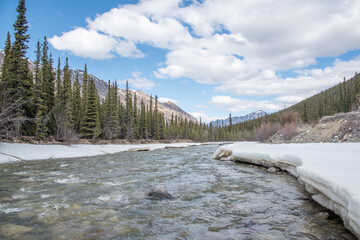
<box><xmin>147</xmin><ymin>185</ymin><xmax>174</xmax><ymax>199</ymax></box>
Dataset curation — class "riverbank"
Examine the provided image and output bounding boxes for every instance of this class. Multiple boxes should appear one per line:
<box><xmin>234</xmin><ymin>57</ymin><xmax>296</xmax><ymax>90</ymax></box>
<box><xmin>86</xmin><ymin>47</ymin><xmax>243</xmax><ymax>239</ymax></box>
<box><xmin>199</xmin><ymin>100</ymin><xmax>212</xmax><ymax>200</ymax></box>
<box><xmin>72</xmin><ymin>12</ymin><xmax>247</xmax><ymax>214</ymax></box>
<box><xmin>213</xmin><ymin>142</ymin><xmax>360</xmax><ymax>239</ymax></box>
<box><xmin>0</xmin><ymin>142</ymin><xmax>222</xmax><ymax>164</ymax></box>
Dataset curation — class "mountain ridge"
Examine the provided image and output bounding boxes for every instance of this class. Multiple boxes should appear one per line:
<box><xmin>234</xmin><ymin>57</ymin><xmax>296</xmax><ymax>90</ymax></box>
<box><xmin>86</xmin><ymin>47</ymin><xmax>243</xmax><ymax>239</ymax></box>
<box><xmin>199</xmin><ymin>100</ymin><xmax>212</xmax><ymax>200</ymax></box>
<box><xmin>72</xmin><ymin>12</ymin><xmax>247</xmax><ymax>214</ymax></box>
<box><xmin>210</xmin><ymin>110</ymin><xmax>267</xmax><ymax>127</ymax></box>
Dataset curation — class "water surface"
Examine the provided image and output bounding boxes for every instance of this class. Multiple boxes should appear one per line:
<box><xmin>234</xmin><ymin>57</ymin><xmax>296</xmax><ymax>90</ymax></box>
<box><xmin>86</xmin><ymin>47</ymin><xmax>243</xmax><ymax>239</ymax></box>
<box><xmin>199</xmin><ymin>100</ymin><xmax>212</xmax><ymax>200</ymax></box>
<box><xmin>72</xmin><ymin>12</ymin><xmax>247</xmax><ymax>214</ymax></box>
<box><xmin>0</xmin><ymin>145</ymin><xmax>355</xmax><ymax>239</ymax></box>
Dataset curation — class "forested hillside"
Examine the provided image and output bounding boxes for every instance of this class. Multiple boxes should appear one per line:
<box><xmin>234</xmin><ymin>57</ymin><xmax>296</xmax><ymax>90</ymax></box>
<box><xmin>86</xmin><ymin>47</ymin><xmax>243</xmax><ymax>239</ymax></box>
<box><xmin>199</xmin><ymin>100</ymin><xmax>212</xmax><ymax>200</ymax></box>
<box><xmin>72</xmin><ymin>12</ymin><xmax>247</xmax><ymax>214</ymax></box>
<box><xmin>228</xmin><ymin>73</ymin><xmax>360</xmax><ymax>141</ymax></box>
<box><xmin>0</xmin><ymin>0</ymin><xmax>214</xmax><ymax>142</ymax></box>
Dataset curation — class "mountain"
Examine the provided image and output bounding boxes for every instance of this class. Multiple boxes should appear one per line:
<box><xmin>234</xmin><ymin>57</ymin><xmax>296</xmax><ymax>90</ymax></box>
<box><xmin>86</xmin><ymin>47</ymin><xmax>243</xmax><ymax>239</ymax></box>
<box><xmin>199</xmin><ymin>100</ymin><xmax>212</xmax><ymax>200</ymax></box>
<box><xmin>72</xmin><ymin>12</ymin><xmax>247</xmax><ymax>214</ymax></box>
<box><xmin>162</xmin><ymin>101</ymin><xmax>196</xmax><ymax>122</ymax></box>
<box><xmin>69</xmin><ymin>69</ymin><xmax>197</xmax><ymax>122</ymax></box>
<box><xmin>0</xmin><ymin>51</ymin><xmax>197</xmax><ymax>123</ymax></box>
<box><xmin>210</xmin><ymin>110</ymin><xmax>267</xmax><ymax>127</ymax></box>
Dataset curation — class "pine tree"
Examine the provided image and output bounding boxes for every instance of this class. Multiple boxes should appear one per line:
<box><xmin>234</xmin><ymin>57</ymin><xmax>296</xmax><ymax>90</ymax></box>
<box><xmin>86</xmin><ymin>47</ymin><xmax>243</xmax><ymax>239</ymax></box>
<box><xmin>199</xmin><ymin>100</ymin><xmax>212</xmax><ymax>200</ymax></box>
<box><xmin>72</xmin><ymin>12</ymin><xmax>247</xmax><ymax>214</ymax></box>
<box><xmin>140</xmin><ymin>100</ymin><xmax>148</xmax><ymax>139</ymax></box>
<box><xmin>72</xmin><ymin>73</ymin><xmax>82</xmax><ymax>132</ymax></box>
<box><xmin>82</xmin><ymin>64</ymin><xmax>88</xmax><ymax>111</ymax></box>
<box><xmin>55</xmin><ymin>58</ymin><xmax>62</xmax><ymax>104</ymax></box>
<box><xmin>133</xmin><ymin>92</ymin><xmax>139</xmax><ymax>139</ymax></box>
<box><xmin>0</xmin><ymin>32</ymin><xmax>12</xmax><ymax>88</ymax></box>
<box><xmin>153</xmin><ymin>95</ymin><xmax>159</xmax><ymax>140</ymax></box>
<box><xmin>148</xmin><ymin>95</ymin><xmax>153</xmax><ymax>138</ymax></box>
<box><xmin>34</xmin><ymin>39</ymin><xmax>47</xmax><ymax>138</ymax></box>
<box><xmin>81</xmin><ymin>78</ymin><xmax>100</xmax><ymax>139</ymax></box>
<box><xmin>6</xmin><ymin>0</ymin><xmax>34</xmax><ymax>135</ymax></box>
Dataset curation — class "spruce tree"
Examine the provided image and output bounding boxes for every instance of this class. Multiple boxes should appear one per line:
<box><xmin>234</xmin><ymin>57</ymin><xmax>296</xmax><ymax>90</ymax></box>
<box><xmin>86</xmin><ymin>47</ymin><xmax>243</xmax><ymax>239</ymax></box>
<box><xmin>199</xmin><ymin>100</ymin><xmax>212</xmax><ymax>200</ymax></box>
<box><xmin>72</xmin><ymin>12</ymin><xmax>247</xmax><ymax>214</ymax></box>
<box><xmin>81</xmin><ymin>78</ymin><xmax>100</xmax><ymax>139</ymax></box>
<box><xmin>55</xmin><ymin>58</ymin><xmax>62</xmax><ymax>104</ymax></box>
<box><xmin>153</xmin><ymin>95</ymin><xmax>159</xmax><ymax>140</ymax></box>
<box><xmin>140</xmin><ymin>100</ymin><xmax>148</xmax><ymax>139</ymax></box>
<box><xmin>133</xmin><ymin>92</ymin><xmax>139</xmax><ymax>139</ymax></box>
<box><xmin>0</xmin><ymin>32</ymin><xmax>12</xmax><ymax>88</ymax></box>
<box><xmin>7</xmin><ymin>0</ymin><xmax>34</xmax><ymax>135</ymax></box>
<box><xmin>72</xmin><ymin>73</ymin><xmax>82</xmax><ymax>132</ymax></box>
<box><xmin>34</xmin><ymin>39</ymin><xmax>47</xmax><ymax>138</ymax></box>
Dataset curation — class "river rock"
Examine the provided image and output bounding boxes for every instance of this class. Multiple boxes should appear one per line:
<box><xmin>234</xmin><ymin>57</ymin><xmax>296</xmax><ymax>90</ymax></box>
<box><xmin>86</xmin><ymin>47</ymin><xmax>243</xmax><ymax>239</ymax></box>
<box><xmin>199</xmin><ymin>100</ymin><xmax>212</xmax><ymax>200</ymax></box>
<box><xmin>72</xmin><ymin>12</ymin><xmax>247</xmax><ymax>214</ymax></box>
<box><xmin>267</xmin><ymin>167</ymin><xmax>279</xmax><ymax>173</ymax></box>
<box><xmin>0</xmin><ymin>197</ymin><xmax>16</xmax><ymax>203</ymax></box>
<box><xmin>147</xmin><ymin>185</ymin><xmax>174</xmax><ymax>199</ymax></box>
<box><xmin>0</xmin><ymin>224</ymin><xmax>32</xmax><ymax>237</ymax></box>
<box><xmin>315</xmin><ymin>212</ymin><xmax>330</xmax><ymax>219</ymax></box>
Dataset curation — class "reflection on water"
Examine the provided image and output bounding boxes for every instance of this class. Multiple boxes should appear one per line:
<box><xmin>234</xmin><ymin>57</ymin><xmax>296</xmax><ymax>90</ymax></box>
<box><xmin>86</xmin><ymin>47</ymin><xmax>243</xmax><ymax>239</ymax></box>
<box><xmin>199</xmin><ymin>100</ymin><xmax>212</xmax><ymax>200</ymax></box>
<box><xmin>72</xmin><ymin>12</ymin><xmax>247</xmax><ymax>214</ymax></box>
<box><xmin>0</xmin><ymin>145</ymin><xmax>356</xmax><ymax>239</ymax></box>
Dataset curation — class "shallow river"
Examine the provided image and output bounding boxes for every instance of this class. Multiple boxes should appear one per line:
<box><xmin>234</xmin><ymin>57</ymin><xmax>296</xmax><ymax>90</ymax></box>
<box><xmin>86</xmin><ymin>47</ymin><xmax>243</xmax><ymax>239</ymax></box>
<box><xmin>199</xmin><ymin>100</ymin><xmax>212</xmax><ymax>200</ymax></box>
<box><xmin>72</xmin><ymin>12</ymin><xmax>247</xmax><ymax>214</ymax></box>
<box><xmin>0</xmin><ymin>144</ymin><xmax>356</xmax><ymax>239</ymax></box>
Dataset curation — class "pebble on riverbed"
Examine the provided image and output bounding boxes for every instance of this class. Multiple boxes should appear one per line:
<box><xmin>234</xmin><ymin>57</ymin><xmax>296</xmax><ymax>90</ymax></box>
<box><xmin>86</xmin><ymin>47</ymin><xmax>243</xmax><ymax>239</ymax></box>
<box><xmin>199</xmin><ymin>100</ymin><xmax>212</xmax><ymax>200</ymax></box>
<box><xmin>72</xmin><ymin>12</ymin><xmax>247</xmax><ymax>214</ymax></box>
<box><xmin>147</xmin><ymin>185</ymin><xmax>174</xmax><ymax>199</ymax></box>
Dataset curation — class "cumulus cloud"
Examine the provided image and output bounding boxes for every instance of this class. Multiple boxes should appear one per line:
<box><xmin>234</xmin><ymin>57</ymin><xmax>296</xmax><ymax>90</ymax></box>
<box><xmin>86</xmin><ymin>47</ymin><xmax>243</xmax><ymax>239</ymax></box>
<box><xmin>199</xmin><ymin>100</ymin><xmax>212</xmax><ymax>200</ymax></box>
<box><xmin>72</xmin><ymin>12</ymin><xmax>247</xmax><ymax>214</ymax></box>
<box><xmin>49</xmin><ymin>28</ymin><xmax>117</xmax><ymax>60</ymax></box>
<box><xmin>49</xmin><ymin>0</ymin><xmax>360</xmax><ymax>111</ymax></box>
<box><xmin>158</xmin><ymin>97</ymin><xmax>179</xmax><ymax>105</ymax></box>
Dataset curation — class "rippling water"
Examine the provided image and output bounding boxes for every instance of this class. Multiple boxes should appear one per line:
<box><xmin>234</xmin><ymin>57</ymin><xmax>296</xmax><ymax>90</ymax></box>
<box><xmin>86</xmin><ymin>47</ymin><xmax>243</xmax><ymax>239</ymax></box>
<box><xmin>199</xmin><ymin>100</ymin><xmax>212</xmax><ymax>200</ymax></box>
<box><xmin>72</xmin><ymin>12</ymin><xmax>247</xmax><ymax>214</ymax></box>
<box><xmin>0</xmin><ymin>145</ymin><xmax>355</xmax><ymax>239</ymax></box>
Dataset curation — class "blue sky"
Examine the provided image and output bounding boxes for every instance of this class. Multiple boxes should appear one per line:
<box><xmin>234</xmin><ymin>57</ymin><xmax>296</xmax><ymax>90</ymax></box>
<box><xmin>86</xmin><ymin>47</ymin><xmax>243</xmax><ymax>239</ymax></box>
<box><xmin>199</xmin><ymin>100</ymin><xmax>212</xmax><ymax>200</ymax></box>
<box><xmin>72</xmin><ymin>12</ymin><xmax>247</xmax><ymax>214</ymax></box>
<box><xmin>1</xmin><ymin>0</ymin><xmax>360</xmax><ymax>122</ymax></box>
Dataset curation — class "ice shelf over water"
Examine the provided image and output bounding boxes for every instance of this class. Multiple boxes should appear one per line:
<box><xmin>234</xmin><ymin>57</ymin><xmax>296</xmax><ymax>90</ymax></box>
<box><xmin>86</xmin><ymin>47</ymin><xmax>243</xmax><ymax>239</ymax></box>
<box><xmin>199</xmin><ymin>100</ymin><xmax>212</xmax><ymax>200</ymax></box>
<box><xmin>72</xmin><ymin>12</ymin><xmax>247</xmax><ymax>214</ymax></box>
<box><xmin>0</xmin><ymin>142</ymin><xmax>205</xmax><ymax>164</ymax></box>
<box><xmin>213</xmin><ymin>142</ymin><xmax>360</xmax><ymax>239</ymax></box>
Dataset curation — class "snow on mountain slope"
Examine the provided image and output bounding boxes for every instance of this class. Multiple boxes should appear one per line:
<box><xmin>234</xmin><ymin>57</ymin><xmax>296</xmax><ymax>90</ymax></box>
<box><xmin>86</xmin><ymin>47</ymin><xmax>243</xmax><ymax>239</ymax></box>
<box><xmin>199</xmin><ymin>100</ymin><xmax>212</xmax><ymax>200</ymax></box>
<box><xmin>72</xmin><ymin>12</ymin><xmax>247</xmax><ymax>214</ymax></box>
<box><xmin>210</xmin><ymin>110</ymin><xmax>267</xmax><ymax>126</ymax></box>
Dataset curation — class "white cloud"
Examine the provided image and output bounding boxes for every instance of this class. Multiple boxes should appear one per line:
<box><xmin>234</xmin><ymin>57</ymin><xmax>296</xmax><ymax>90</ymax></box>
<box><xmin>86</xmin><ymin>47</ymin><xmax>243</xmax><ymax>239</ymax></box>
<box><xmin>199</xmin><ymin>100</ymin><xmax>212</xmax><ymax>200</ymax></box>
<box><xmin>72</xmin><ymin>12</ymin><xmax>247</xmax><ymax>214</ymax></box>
<box><xmin>158</xmin><ymin>97</ymin><xmax>179</xmax><ymax>105</ymax></box>
<box><xmin>114</xmin><ymin>40</ymin><xmax>145</xmax><ymax>58</ymax></box>
<box><xmin>49</xmin><ymin>28</ymin><xmax>116</xmax><ymax>60</ymax></box>
<box><xmin>124</xmin><ymin>72</ymin><xmax>155</xmax><ymax>90</ymax></box>
<box><xmin>210</xmin><ymin>96</ymin><xmax>282</xmax><ymax>112</ymax></box>
<box><xmin>49</xmin><ymin>0</ymin><xmax>360</xmax><ymax>109</ymax></box>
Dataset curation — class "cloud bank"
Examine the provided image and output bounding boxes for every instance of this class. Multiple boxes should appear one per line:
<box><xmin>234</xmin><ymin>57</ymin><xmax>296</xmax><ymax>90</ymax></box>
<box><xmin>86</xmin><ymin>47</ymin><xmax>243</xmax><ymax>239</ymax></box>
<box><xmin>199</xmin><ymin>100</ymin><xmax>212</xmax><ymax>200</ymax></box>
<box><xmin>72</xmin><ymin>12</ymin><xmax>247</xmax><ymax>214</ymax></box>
<box><xmin>49</xmin><ymin>0</ymin><xmax>360</xmax><ymax>112</ymax></box>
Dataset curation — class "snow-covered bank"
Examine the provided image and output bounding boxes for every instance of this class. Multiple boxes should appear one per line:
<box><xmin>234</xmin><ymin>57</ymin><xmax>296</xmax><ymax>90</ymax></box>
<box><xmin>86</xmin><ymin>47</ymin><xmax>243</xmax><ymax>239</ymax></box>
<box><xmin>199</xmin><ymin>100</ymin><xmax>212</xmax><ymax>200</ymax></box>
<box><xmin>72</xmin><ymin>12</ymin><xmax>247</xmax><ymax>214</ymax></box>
<box><xmin>213</xmin><ymin>142</ymin><xmax>360</xmax><ymax>239</ymax></box>
<box><xmin>0</xmin><ymin>142</ymin><xmax>209</xmax><ymax>164</ymax></box>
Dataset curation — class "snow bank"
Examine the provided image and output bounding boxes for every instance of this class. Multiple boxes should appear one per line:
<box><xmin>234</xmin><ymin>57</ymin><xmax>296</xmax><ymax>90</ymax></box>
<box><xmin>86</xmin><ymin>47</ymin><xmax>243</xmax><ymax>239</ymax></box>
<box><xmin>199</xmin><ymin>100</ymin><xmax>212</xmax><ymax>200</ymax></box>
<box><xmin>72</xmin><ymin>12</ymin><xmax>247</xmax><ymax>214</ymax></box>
<box><xmin>0</xmin><ymin>142</ymin><xmax>204</xmax><ymax>164</ymax></box>
<box><xmin>213</xmin><ymin>142</ymin><xmax>360</xmax><ymax>239</ymax></box>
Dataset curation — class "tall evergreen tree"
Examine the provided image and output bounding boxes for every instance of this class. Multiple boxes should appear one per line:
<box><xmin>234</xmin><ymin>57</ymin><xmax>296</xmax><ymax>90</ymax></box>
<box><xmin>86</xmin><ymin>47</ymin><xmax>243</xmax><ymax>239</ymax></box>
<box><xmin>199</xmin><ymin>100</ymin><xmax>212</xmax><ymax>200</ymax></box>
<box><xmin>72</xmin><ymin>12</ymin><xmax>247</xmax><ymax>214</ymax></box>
<box><xmin>34</xmin><ymin>39</ymin><xmax>47</xmax><ymax>138</ymax></box>
<box><xmin>7</xmin><ymin>0</ymin><xmax>34</xmax><ymax>135</ymax></box>
<box><xmin>72</xmin><ymin>73</ymin><xmax>82</xmax><ymax>132</ymax></box>
<box><xmin>81</xmin><ymin>78</ymin><xmax>100</xmax><ymax>139</ymax></box>
<box><xmin>0</xmin><ymin>32</ymin><xmax>12</xmax><ymax>87</ymax></box>
<box><xmin>140</xmin><ymin>100</ymin><xmax>148</xmax><ymax>139</ymax></box>
<box><xmin>55</xmin><ymin>58</ymin><xmax>62</xmax><ymax>104</ymax></box>
<box><xmin>153</xmin><ymin>95</ymin><xmax>159</xmax><ymax>140</ymax></box>
<box><xmin>133</xmin><ymin>92</ymin><xmax>139</xmax><ymax>139</ymax></box>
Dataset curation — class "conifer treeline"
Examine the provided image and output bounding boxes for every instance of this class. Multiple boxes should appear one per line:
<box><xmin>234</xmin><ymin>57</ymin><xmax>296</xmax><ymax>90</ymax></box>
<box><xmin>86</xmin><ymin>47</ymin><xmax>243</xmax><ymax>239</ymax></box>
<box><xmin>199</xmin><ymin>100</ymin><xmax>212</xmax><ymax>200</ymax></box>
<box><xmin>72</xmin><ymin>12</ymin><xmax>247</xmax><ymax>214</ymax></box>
<box><xmin>0</xmin><ymin>0</ymin><xmax>233</xmax><ymax>142</ymax></box>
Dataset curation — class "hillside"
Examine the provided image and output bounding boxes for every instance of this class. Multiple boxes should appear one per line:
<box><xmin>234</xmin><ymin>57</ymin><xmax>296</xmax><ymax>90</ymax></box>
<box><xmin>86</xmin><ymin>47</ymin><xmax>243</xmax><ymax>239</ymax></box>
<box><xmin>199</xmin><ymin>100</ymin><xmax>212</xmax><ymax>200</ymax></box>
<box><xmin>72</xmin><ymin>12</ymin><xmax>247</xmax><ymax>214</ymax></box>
<box><xmin>269</xmin><ymin>111</ymin><xmax>360</xmax><ymax>143</ymax></box>
<box><xmin>210</xmin><ymin>110</ymin><xmax>267</xmax><ymax>127</ymax></box>
<box><xmin>69</xmin><ymin>69</ymin><xmax>197</xmax><ymax>122</ymax></box>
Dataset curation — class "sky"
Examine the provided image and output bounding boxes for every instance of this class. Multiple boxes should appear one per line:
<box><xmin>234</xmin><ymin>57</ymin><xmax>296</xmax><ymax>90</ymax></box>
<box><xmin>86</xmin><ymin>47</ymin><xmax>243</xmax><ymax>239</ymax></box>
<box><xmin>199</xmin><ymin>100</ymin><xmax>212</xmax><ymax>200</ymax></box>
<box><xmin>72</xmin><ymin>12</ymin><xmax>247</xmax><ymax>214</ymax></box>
<box><xmin>1</xmin><ymin>0</ymin><xmax>360</xmax><ymax>123</ymax></box>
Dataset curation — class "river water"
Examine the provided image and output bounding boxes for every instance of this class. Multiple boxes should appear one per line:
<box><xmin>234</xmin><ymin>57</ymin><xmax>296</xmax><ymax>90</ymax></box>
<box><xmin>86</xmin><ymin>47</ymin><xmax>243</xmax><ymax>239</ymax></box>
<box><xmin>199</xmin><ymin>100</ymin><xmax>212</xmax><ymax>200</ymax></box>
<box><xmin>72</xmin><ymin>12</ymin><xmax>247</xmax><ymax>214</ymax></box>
<box><xmin>0</xmin><ymin>144</ymin><xmax>355</xmax><ymax>239</ymax></box>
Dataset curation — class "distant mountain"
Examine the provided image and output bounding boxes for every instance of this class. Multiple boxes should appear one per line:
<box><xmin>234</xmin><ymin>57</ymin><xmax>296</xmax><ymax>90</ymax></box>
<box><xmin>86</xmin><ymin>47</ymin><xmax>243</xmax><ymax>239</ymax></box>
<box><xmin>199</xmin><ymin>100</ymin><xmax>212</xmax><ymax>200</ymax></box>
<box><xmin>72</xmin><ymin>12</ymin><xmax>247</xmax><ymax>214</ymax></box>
<box><xmin>68</xmin><ymin>68</ymin><xmax>197</xmax><ymax>123</ymax></box>
<box><xmin>162</xmin><ymin>101</ymin><xmax>196</xmax><ymax>122</ymax></box>
<box><xmin>210</xmin><ymin>110</ymin><xmax>267</xmax><ymax>127</ymax></box>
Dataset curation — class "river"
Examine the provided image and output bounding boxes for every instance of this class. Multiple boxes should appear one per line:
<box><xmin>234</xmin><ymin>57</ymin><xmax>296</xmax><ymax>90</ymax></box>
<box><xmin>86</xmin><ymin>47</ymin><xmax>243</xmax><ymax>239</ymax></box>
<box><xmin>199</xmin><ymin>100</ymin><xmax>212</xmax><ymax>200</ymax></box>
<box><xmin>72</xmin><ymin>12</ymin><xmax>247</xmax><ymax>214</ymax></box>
<box><xmin>0</xmin><ymin>144</ymin><xmax>355</xmax><ymax>239</ymax></box>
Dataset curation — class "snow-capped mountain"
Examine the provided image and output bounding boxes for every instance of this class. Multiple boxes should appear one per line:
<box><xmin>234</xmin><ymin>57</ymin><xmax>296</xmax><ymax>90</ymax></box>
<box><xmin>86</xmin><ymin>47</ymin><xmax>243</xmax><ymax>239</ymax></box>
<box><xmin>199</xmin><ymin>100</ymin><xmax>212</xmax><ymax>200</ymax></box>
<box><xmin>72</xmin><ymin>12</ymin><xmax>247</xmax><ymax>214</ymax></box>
<box><xmin>210</xmin><ymin>110</ymin><xmax>267</xmax><ymax>127</ymax></box>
